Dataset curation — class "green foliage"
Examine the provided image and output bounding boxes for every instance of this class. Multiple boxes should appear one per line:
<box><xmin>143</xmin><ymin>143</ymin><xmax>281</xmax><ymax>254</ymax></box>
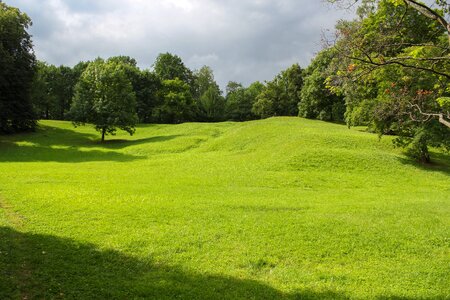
<box><xmin>0</xmin><ymin>2</ymin><xmax>36</xmax><ymax>133</ymax></box>
<box><xmin>194</xmin><ymin>66</ymin><xmax>218</xmax><ymax>98</ymax></box>
<box><xmin>199</xmin><ymin>86</ymin><xmax>225</xmax><ymax>121</ymax></box>
<box><xmin>31</xmin><ymin>61</ymin><xmax>57</xmax><ymax>120</ymax></box>
<box><xmin>299</xmin><ymin>49</ymin><xmax>345</xmax><ymax>122</ymax></box>
<box><xmin>253</xmin><ymin>64</ymin><xmax>304</xmax><ymax>119</ymax></box>
<box><xmin>69</xmin><ymin>58</ymin><xmax>138</xmax><ymax>141</ymax></box>
<box><xmin>153</xmin><ymin>52</ymin><xmax>193</xmax><ymax>84</ymax></box>
<box><xmin>0</xmin><ymin>118</ymin><xmax>448</xmax><ymax>298</ymax></box>
<box><xmin>153</xmin><ymin>78</ymin><xmax>195</xmax><ymax>124</ymax></box>
<box><xmin>252</xmin><ymin>88</ymin><xmax>275</xmax><ymax>119</ymax></box>
<box><xmin>328</xmin><ymin>0</ymin><xmax>450</xmax><ymax>161</ymax></box>
<box><xmin>31</xmin><ymin>62</ymin><xmax>79</xmax><ymax>120</ymax></box>
<box><xmin>106</xmin><ymin>56</ymin><xmax>162</xmax><ymax>124</ymax></box>
<box><xmin>226</xmin><ymin>81</ymin><xmax>264</xmax><ymax>121</ymax></box>
<box><xmin>193</xmin><ymin>66</ymin><xmax>225</xmax><ymax>121</ymax></box>
<box><xmin>437</xmin><ymin>97</ymin><xmax>450</xmax><ymax>110</ymax></box>
<box><xmin>396</xmin><ymin>127</ymin><xmax>431</xmax><ymax>163</ymax></box>
<box><xmin>135</xmin><ymin>70</ymin><xmax>161</xmax><ymax>123</ymax></box>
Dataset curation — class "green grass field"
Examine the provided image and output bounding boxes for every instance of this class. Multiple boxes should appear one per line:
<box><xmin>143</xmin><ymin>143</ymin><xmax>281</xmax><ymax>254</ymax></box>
<box><xmin>0</xmin><ymin>117</ymin><xmax>449</xmax><ymax>299</ymax></box>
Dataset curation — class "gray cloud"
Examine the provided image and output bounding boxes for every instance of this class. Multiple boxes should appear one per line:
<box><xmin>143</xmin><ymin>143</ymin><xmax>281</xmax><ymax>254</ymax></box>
<box><xmin>6</xmin><ymin>0</ymin><xmax>354</xmax><ymax>89</ymax></box>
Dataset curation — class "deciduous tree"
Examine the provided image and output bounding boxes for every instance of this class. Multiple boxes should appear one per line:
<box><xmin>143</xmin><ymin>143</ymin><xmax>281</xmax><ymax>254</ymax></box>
<box><xmin>69</xmin><ymin>59</ymin><xmax>138</xmax><ymax>142</ymax></box>
<box><xmin>327</xmin><ymin>0</ymin><xmax>450</xmax><ymax>161</ymax></box>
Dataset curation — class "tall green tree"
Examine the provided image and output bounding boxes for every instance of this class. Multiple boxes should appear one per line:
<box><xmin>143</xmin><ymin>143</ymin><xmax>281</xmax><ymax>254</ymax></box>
<box><xmin>194</xmin><ymin>66</ymin><xmax>224</xmax><ymax>121</ymax></box>
<box><xmin>199</xmin><ymin>86</ymin><xmax>225</xmax><ymax>121</ymax></box>
<box><xmin>69</xmin><ymin>59</ymin><xmax>138</xmax><ymax>142</ymax></box>
<box><xmin>299</xmin><ymin>48</ymin><xmax>345</xmax><ymax>122</ymax></box>
<box><xmin>106</xmin><ymin>56</ymin><xmax>161</xmax><ymax>123</ymax></box>
<box><xmin>153</xmin><ymin>53</ymin><xmax>193</xmax><ymax>84</ymax></box>
<box><xmin>0</xmin><ymin>2</ymin><xmax>36</xmax><ymax>133</ymax></box>
<box><xmin>194</xmin><ymin>66</ymin><xmax>218</xmax><ymax>97</ymax></box>
<box><xmin>279</xmin><ymin>63</ymin><xmax>304</xmax><ymax>116</ymax></box>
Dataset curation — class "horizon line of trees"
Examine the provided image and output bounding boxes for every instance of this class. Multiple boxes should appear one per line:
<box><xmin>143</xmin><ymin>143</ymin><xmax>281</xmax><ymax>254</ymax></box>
<box><xmin>2</xmin><ymin>1</ymin><xmax>449</xmax><ymax>161</ymax></box>
<box><xmin>31</xmin><ymin>55</ymin><xmax>316</xmax><ymax>125</ymax></box>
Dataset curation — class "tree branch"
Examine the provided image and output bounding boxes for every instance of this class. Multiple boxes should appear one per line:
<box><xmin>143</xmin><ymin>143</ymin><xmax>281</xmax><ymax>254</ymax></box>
<box><xmin>409</xmin><ymin>103</ymin><xmax>450</xmax><ymax>128</ymax></box>
<box><xmin>403</xmin><ymin>0</ymin><xmax>450</xmax><ymax>35</ymax></box>
<box><xmin>345</xmin><ymin>55</ymin><xmax>450</xmax><ymax>79</ymax></box>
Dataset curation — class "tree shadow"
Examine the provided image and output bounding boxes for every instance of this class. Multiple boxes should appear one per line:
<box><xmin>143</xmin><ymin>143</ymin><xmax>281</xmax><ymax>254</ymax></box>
<box><xmin>2</xmin><ymin>124</ymin><xmax>182</xmax><ymax>146</ymax></box>
<box><xmin>0</xmin><ymin>226</ymin><xmax>349</xmax><ymax>299</ymax></box>
<box><xmin>0</xmin><ymin>125</ymin><xmax>98</xmax><ymax>147</ymax></box>
<box><xmin>87</xmin><ymin>135</ymin><xmax>182</xmax><ymax>150</ymax></box>
<box><xmin>396</xmin><ymin>152</ymin><xmax>450</xmax><ymax>176</ymax></box>
<box><xmin>0</xmin><ymin>142</ymin><xmax>143</xmax><ymax>163</ymax></box>
<box><xmin>0</xmin><ymin>125</ymin><xmax>183</xmax><ymax>162</ymax></box>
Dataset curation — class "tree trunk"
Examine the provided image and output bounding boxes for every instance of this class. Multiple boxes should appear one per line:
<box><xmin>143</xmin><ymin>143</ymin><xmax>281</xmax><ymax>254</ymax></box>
<box><xmin>101</xmin><ymin>128</ymin><xmax>106</xmax><ymax>142</ymax></box>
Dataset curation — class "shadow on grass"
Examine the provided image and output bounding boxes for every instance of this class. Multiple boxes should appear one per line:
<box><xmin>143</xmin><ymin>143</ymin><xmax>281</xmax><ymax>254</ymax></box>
<box><xmin>0</xmin><ymin>142</ymin><xmax>143</xmax><ymax>163</ymax></box>
<box><xmin>0</xmin><ymin>227</ymin><xmax>445</xmax><ymax>300</ymax></box>
<box><xmin>88</xmin><ymin>135</ymin><xmax>182</xmax><ymax>149</ymax></box>
<box><xmin>0</xmin><ymin>125</ymin><xmax>183</xmax><ymax>162</ymax></box>
<box><xmin>0</xmin><ymin>226</ymin><xmax>348</xmax><ymax>299</ymax></box>
<box><xmin>397</xmin><ymin>152</ymin><xmax>450</xmax><ymax>176</ymax></box>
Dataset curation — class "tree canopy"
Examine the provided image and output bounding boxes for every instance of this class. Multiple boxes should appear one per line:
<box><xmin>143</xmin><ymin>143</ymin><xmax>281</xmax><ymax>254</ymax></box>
<box><xmin>0</xmin><ymin>2</ymin><xmax>36</xmax><ymax>133</ymax></box>
<box><xmin>252</xmin><ymin>64</ymin><xmax>304</xmax><ymax>119</ymax></box>
<box><xmin>69</xmin><ymin>58</ymin><xmax>138</xmax><ymax>142</ymax></box>
<box><xmin>153</xmin><ymin>53</ymin><xmax>194</xmax><ymax>84</ymax></box>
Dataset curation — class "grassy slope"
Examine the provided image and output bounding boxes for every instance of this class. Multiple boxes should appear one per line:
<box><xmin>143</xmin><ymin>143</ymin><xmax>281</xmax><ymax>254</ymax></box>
<box><xmin>0</xmin><ymin>117</ymin><xmax>448</xmax><ymax>299</ymax></box>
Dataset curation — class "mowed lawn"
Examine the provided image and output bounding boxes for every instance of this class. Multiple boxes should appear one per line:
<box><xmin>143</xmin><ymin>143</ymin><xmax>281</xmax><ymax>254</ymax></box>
<box><xmin>0</xmin><ymin>117</ymin><xmax>448</xmax><ymax>299</ymax></box>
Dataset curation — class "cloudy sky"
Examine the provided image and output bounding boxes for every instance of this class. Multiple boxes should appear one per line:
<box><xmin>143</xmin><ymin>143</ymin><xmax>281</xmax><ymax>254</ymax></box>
<box><xmin>6</xmin><ymin>0</ymin><xmax>355</xmax><ymax>89</ymax></box>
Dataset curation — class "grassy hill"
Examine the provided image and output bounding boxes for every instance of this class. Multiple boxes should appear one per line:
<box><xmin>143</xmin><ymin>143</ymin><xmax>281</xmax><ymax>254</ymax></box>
<box><xmin>0</xmin><ymin>117</ymin><xmax>448</xmax><ymax>299</ymax></box>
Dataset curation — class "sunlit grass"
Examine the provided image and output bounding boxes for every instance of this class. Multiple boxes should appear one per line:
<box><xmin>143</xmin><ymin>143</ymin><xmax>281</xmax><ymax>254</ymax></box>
<box><xmin>0</xmin><ymin>117</ymin><xmax>449</xmax><ymax>299</ymax></box>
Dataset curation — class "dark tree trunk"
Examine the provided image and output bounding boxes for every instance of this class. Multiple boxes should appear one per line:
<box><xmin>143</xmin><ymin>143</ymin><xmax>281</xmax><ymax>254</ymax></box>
<box><xmin>101</xmin><ymin>128</ymin><xmax>106</xmax><ymax>142</ymax></box>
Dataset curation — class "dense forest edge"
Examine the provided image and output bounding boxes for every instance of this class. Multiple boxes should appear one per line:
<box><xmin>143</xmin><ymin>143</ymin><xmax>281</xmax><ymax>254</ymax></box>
<box><xmin>1</xmin><ymin>0</ymin><xmax>449</xmax><ymax>162</ymax></box>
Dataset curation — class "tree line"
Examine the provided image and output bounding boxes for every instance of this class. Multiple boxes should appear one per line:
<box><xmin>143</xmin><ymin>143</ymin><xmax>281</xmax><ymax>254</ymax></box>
<box><xmin>31</xmin><ymin>53</ymin><xmax>312</xmax><ymax>124</ymax></box>
<box><xmin>1</xmin><ymin>1</ymin><xmax>346</xmax><ymax>141</ymax></box>
<box><xmin>1</xmin><ymin>1</ymin><xmax>449</xmax><ymax>160</ymax></box>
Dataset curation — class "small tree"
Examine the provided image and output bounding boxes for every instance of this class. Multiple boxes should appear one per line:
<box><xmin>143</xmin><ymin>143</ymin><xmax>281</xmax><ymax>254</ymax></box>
<box><xmin>69</xmin><ymin>59</ymin><xmax>138</xmax><ymax>142</ymax></box>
